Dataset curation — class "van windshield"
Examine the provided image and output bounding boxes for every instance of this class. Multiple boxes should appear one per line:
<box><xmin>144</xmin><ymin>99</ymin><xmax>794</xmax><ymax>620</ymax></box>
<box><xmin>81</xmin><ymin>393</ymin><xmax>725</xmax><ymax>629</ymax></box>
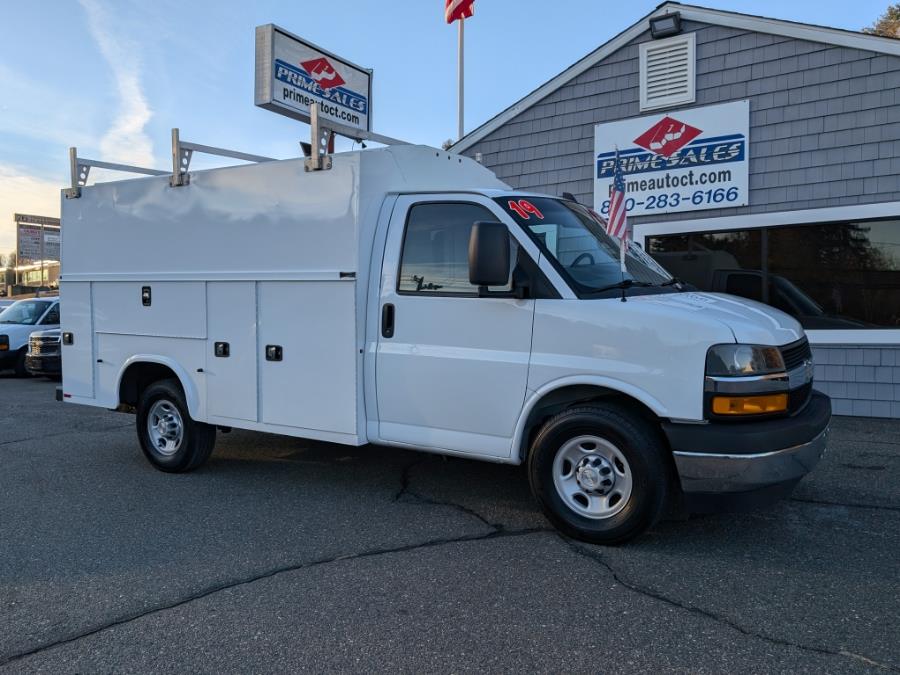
<box><xmin>0</xmin><ymin>300</ymin><xmax>52</xmax><ymax>325</ymax></box>
<box><xmin>495</xmin><ymin>197</ymin><xmax>673</xmax><ymax>294</ymax></box>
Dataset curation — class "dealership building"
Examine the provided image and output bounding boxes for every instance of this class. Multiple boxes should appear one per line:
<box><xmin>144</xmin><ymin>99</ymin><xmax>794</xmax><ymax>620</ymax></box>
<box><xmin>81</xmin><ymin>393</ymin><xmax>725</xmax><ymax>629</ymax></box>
<box><xmin>452</xmin><ymin>2</ymin><xmax>900</xmax><ymax>418</ymax></box>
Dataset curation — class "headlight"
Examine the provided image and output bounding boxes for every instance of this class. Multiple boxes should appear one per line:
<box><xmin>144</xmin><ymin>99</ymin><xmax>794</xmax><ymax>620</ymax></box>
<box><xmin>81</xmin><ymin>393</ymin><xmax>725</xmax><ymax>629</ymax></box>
<box><xmin>0</xmin><ymin>335</ymin><xmax>8</xmax><ymax>352</ymax></box>
<box><xmin>705</xmin><ymin>344</ymin><xmax>784</xmax><ymax>377</ymax></box>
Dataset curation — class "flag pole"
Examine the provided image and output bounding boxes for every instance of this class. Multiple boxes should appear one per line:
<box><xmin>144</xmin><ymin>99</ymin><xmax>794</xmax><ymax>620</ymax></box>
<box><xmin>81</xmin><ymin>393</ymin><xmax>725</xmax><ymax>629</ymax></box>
<box><xmin>457</xmin><ymin>16</ymin><xmax>464</xmax><ymax>140</ymax></box>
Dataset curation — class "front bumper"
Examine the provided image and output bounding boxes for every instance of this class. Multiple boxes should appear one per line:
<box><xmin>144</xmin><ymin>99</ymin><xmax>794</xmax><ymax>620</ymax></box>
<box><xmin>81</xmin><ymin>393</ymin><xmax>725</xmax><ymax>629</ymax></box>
<box><xmin>25</xmin><ymin>353</ymin><xmax>61</xmax><ymax>376</ymax></box>
<box><xmin>662</xmin><ymin>391</ymin><xmax>831</xmax><ymax>510</ymax></box>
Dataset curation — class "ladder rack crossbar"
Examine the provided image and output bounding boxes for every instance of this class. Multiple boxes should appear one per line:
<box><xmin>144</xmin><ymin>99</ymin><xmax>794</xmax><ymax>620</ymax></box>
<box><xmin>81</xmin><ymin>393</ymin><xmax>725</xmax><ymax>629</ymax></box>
<box><xmin>178</xmin><ymin>141</ymin><xmax>276</xmax><ymax>164</ymax></box>
<box><xmin>77</xmin><ymin>158</ymin><xmax>169</xmax><ymax>176</ymax></box>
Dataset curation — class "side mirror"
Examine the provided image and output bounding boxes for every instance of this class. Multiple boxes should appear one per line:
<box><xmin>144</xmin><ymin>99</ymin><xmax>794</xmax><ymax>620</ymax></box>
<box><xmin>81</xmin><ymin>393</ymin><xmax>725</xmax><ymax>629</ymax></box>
<box><xmin>468</xmin><ymin>221</ymin><xmax>510</xmax><ymax>287</ymax></box>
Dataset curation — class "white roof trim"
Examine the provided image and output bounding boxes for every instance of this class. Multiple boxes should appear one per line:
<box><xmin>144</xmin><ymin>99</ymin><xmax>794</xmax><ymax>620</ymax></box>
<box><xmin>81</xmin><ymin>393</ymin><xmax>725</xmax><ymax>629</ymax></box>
<box><xmin>451</xmin><ymin>2</ymin><xmax>900</xmax><ymax>154</ymax></box>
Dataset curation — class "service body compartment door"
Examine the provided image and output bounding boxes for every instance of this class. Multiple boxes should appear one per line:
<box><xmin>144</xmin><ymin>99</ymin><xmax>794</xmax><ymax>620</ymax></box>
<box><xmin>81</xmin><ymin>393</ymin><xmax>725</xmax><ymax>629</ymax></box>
<box><xmin>375</xmin><ymin>195</ymin><xmax>535</xmax><ymax>459</ymax></box>
<box><xmin>206</xmin><ymin>281</ymin><xmax>258</xmax><ymax>421</ymax></box>
<box><xmin>258</xmin><ymin>281</ymin><xmax>357</xmax><ymax>435</ymax></box>
<box><xmin>60</xmin><ymin>281</ymin><xmax>94</xmax><ymax>398</ymax></box>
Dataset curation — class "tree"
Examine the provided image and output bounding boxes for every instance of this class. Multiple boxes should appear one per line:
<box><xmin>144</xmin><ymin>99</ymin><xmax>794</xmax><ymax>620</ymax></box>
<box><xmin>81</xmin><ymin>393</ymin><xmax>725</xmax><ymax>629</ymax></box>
<box><xmin>864</xmin><ymin>4</ymin><xmax>900</xmax><ymax>38</ymax></box>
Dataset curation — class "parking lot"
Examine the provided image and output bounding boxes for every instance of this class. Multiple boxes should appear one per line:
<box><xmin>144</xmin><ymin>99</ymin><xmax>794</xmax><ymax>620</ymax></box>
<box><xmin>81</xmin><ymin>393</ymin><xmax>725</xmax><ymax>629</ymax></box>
<box><xmin>0</xmin><ymin>375</ymin><xmax>897</xmax><ymax>673</ymax></box>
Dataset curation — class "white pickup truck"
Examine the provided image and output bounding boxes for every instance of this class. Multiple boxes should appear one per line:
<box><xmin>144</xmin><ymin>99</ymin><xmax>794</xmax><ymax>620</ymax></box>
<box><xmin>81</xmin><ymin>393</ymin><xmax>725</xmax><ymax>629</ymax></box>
<box><xmin>59</xmin><ymin>143</ymin><xmax>829</xmax><ymax>543</ymax></box>
<box><xmin>0</xmin><ymin>298</ymin><xmax>60</xmax><ymax>376</ymax></box>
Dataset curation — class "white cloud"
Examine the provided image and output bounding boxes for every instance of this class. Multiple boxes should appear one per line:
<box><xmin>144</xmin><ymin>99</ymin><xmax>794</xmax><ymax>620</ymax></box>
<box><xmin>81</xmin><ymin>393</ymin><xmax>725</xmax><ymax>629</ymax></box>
<box><xmin>0</xmin><ymin>165</ymin><xmax>61</xmax><ymax>253</ymax></box>
<box><xmin>78</xmin><ymin>0</ymin><xmax>154</xmax><ymax>167</ymax></box>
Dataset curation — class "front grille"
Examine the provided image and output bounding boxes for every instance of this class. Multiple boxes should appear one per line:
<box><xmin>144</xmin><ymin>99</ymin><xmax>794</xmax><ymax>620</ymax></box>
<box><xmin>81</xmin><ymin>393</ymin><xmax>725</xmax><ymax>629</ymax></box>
<box><xmin>780</xmin><ymin>338</ymin><xmax>812</xmax><ymax>371</ymax></box>
<box><xmin>30</xmin><ymin>336</ymin><xmax>60</xmax><ymax>356</ymax></box>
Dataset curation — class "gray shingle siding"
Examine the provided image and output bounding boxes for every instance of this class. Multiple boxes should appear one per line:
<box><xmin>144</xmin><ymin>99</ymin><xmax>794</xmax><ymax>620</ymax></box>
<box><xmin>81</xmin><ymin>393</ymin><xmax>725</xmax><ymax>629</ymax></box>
<box><xmin>463</xmin><ymin>20</ymin><xmax>900</xmax><ymax>418</ymax></box>
<box><xmin>813</xmin><ymin>346</ymin><xmax>900</xmax><ymax>418</ymax></box>
<box><xmin>462</xmin><ymin>20</ymin><xmax>900</xmax><ymax>217</ymax></box>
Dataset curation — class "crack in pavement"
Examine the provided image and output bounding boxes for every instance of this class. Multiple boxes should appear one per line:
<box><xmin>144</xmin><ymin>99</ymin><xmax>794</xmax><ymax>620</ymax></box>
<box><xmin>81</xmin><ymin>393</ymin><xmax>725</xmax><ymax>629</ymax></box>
<box><xmin>396</xmin><ymin>459</ymin><xmax>898</xmax><ymax>670</ymax></box>
<box><xmin>790</xmin><ymin>497</ymin><xmax>900</xmax><ymax>513</ymax></box>
<box><xmin>560</xmin><ymin>535</ymin><xmax>899</xmax><ymax>672</ymax></box>
<box><xmin>0</xmin><ymin>527</ymin><xmax>549</xmax><ymax>668</ymax></box>
<box><xmin>0</xmin><ymin>423</ymin><xmax>132</xmax><ymax>448</ymax></box>
<box><xmin>4</xmin><ymin>449</ymin><xmax>896</xmax><ymax>670</ymax></box>
<box><xmin>393</xmin><ymin>458</ymin><xmax>504</xmax><ymax>531</ymax></box>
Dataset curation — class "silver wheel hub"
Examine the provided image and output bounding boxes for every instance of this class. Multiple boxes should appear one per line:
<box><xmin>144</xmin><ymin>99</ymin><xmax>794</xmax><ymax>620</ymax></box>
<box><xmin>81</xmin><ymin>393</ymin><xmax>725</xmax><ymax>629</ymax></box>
<box><xmin>147</xmin><ymin>400</ymin><xmax>184</xmax><ymax>456</ymax></box>
<box><xmin>552</xmin><ymin>435</ymin><xmax>633</xmax><ymax>520</ymax></box>
<box><xmin>575</xmin><ymin>455</ymin><xmax>615</xmax><ymax>494</ymax></box>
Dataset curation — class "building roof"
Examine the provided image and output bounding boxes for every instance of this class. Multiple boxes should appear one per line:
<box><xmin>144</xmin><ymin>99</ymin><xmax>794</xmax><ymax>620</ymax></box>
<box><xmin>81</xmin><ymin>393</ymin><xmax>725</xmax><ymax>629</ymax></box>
<box><xmin>450</xmin><ymin>2</ymin><xmax>900</xmax><ymax>153</ymax></box>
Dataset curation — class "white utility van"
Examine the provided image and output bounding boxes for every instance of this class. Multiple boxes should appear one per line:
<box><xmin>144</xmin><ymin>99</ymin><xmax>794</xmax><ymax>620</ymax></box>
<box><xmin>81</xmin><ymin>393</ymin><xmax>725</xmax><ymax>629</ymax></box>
<box><xmin>59</xmin><ymin>143</ymin><xmax>829</xmax><ymax>543</ymax></box>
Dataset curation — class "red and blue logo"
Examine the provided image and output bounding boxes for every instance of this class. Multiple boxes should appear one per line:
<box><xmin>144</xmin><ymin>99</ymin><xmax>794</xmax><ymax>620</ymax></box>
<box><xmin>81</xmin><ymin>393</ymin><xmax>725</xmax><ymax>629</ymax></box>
<box><xmin>299</xmin><ymin>58</ymin><xmax>346</xmax><ymax>90</ymax></box>
<box><xmin>597</xmin><ymin>115</ymin><xmax>744</xmax><ymax>179</ymax></box>
<box><xmin>274</xmin><ymin>57</ymin><xmax>368</xmax><ymax>115</ymax></box>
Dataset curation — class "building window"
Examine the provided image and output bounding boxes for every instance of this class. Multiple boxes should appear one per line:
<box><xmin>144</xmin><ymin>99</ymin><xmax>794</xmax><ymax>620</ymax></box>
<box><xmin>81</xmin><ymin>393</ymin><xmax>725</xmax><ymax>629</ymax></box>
<box><xmin>639</xmin><ymin>32</ymin><xmax>696</xmax><ymax>111</ymax></box>
<box><xmin>647</xmin><ymin>219</ymin><xmax>900</xmax><ymax>329</ymax></box>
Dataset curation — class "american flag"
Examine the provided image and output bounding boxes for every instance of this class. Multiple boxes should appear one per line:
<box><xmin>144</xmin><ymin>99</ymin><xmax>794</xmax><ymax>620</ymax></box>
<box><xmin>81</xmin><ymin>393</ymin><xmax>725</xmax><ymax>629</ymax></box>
<box><xmin>445</xmin><ymin>0</ymin><xmax>474</xmax><ymax>23</ymax></box>
<box><xmin>606</xmin><ymin>149</ymin><xmax>629</xmax><ymax>240</ymax></box>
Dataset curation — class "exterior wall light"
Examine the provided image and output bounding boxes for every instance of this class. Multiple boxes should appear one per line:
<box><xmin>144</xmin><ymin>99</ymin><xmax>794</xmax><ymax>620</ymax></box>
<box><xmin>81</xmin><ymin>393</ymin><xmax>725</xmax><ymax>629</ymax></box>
<box><xmin>650</xmin><ymin>12</ymin><xmax>682</xmax><ymax>39</ymax></box>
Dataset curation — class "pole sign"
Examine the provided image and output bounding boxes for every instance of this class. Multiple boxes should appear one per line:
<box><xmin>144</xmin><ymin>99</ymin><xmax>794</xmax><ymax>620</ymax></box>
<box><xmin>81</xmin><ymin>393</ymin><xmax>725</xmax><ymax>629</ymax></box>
<box><xmin>594</xmin><ymin>100</ymin><xmax>749</xmax><ymax>217</ymax></box>
<box><xmin>255</xmin><ymin>24</ymin><xmax>372</xmax><ymax>133</ymax></box>
<box><xmin>14</xmin><ymin>214</ymin><xmax>60</xmax><ymax>265</ymax></box>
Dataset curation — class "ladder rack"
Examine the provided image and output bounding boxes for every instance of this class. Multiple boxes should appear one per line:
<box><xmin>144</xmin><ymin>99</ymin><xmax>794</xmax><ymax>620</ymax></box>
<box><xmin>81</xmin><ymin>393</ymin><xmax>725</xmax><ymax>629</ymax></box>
<box><xmin>66</xmin><ymin>117</ymin><xmax>411</xmax><ymax>197</ymax></box>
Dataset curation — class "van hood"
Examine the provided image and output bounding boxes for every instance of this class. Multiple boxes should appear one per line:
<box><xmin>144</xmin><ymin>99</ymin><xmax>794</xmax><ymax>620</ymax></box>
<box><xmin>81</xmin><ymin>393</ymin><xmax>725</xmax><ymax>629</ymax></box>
<box><xmin>632</xmin><ymin>292</ymin><xmax>804</xmax><ymax>345</ymax></box>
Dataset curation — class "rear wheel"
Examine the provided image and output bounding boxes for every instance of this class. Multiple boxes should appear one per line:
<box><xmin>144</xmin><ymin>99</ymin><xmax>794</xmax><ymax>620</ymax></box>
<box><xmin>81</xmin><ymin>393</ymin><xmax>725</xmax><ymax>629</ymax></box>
<box><xmin>527</xmin><ymin>403</ymin><xmax>671</xmax><ymax>545</ymax></box>
<box><xmin>136</xmin><ymin>379</ymin><xmax>215</xmax><ymax>472</ymax></box>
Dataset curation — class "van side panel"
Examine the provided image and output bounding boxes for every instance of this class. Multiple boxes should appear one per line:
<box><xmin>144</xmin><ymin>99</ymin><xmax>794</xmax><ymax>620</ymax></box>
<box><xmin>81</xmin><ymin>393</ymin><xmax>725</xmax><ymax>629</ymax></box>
<box><xmin>206</xmin><ymin>281</ymin><xmax>258</xmax><ymax>421</ymax></box>
<box><xmin>258</xmin><ymin>281</ymin><xmax>357</xmax><ymax>435</ymax></box>
<box><xmin>60</xmin><ymin>281</ymin><xmax>94</xmax><ymax>398</ymax></box>
<box><xmin>95</xmin><ymin>333</ymin><xmax>206</xmax><ymax>415</ymax></box>
<box><xmin>92</xmin><ymin>282</ymin><xmax>206</xmax><ymax>339</ymax></box>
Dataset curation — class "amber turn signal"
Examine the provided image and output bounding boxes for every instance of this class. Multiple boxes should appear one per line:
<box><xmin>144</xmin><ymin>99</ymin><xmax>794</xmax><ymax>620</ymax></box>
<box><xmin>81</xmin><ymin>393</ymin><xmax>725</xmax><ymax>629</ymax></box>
<box><xmin>712</xmin><ymin>393</ymin><xmax>788</xmax><ymax>415</ymax></box>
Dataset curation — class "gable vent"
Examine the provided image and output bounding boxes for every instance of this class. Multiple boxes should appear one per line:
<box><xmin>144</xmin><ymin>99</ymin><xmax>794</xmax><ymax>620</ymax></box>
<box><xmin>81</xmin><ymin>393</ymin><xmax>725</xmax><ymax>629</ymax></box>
<box><xmin>639</xmin><ymin>32</ymin><xmax>696</xmax><ymax>111</ymax></box>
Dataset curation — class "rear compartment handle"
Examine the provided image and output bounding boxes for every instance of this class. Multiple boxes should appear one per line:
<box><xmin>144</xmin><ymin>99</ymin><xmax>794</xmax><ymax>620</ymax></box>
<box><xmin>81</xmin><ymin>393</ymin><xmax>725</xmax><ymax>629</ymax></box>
<box><xmin>381</xmin><ymin>303</ymin><xmax>395</xmax><ymax>338</ymax></box>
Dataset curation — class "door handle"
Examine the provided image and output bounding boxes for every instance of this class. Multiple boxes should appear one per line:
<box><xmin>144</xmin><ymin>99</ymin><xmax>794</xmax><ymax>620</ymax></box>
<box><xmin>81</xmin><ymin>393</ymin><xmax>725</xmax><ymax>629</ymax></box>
<box><xmin>381</xmin><ymin>303</ymin><xmax>395</xmax><ymax>338</ymax></box>
<box><xmin>265</xmin><ymin>345</ymin><xmax>283</xmax><ymax>361</ymax></box>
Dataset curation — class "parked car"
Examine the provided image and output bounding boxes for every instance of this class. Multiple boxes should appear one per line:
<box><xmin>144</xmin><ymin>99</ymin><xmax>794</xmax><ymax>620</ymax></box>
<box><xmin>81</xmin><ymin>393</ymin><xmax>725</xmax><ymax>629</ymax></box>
<box><xmin>0</xmin><ymin>299</ymin><xmax>60</xmax><ymax>376</ymax></box>
<box><xmin>25</xmin><ymin>328</ymin><xmax>62</xmax><ymax>379</ymax></box>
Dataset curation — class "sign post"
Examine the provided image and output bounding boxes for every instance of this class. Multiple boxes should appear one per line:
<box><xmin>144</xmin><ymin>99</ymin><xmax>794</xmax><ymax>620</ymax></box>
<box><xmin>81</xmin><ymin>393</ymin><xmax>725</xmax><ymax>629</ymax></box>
<box><xmin>254</xmin><ymin>24</ymin><xmax>406</xmax><ymax>148</ymax></box>
<box><xmin>255</xmin><ymin>24</ymin><xmax>373</xmax><ymax>135</ymax></box>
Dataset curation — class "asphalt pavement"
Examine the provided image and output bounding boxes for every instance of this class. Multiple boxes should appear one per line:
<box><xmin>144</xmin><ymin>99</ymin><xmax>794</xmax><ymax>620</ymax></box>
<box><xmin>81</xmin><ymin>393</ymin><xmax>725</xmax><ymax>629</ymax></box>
<box><xmin>1</xmin><ymin>375</ymin><xmax>898</xmax><ymax>673</ymax></box>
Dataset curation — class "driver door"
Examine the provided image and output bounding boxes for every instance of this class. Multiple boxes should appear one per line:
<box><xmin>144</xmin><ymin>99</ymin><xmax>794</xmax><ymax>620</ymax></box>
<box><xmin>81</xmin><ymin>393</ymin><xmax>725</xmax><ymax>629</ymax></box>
<box><xmin>374</xmin><ymin>195</ymin><xmax>534</xmax><ymax>459</ymax></box>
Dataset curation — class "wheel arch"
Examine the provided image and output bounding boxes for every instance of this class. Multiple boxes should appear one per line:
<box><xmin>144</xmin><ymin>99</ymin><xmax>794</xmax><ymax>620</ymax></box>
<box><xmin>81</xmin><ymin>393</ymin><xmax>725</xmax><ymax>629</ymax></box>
<box><xmin>512</xmin><ymin>377</ymin><xmax>669</xmax><ymax>464</ymax></box>
<box><xmin>117</xmin><ymin>355</ymin><xmax>201</xmax><ymax>418</ymax></box>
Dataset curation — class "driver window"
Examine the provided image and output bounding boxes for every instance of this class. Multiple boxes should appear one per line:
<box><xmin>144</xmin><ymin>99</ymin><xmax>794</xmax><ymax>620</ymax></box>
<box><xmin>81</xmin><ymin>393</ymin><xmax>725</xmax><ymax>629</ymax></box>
<box><xmin>398</xmin><ymin>203</ymin><xmax>513</xmax><ymax>295</ymax></box>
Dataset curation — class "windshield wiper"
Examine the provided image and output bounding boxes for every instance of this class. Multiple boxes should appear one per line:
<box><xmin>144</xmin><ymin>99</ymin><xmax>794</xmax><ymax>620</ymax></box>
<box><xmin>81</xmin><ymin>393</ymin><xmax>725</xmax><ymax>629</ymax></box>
<box><xmin>590</xmin><ymin>279</ymin><xmax>655</xmax><ymax>294</ymax></box>
<box><xmin>586</xmin><ymin>278</ymin><xmax>657</xmax><ymax>302</ymax></box>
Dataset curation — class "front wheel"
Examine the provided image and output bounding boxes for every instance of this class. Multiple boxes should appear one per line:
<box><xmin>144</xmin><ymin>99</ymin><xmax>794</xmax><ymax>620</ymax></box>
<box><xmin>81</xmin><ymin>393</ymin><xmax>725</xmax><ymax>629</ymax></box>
<box><xmin>136</xmin><ymin>379</ymin><xmax>216</xmax><ymax>472</ymax></box>
<box><xmin>14</xmin><ymin>349</ymin><xmax>30</xmax><ymax>377</ymax></box>
<box><xmin>527</xmin><ymin>403</ymin><xmax>672</xmax><ymax>545</ymax></box>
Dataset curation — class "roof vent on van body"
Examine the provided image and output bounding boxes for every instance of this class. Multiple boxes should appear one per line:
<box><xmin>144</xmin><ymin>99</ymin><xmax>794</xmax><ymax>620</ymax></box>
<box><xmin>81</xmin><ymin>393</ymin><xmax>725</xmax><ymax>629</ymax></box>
<box><xmin>639</xmin><ymin>32</ymin><xmax>696</xmax><ymax>111</ymax></box>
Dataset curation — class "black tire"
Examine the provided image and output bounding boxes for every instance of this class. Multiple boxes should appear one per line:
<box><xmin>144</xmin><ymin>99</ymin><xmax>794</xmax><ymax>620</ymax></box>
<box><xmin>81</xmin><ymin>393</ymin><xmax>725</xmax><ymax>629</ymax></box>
<box><xmin>136</xmin><ymin>378</ymin><xmax>215</xmax><ymax>473</ymax></box>
<box><xmin>527</xmin><ymin>403</ymin><xmax>672</xmax><ymax>545</ymax></box>
<box><xmin>13</xmin><ymin>349</ymin><xmax>30</xmax><ymax>377</ymax></box>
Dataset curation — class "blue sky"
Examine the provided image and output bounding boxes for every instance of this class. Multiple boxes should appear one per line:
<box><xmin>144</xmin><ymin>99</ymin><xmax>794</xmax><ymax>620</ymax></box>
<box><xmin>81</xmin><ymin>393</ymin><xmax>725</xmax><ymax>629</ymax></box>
<box><xmin>0</xmin><ymin>0</ymin><xmax>888</xmax><ymax>252</ymax></box>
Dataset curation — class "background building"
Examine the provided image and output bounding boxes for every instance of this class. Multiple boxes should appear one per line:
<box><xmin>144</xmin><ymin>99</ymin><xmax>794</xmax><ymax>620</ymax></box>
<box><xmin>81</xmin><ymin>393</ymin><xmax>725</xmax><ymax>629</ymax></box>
<box><xmin>453</xmin><ymin>2</ymin><xmax>900</xmax><ymax>418</ymax></box>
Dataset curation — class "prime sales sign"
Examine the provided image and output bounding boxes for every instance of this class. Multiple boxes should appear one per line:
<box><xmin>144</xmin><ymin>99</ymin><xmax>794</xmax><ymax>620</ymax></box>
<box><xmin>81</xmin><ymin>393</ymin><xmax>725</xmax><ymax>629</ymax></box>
<box><xmin>594</xmin><ymin>100</ymin><xmax>749</xmax><ymax>217</ymax></box>
<box><xmin>255</xmin><ymin>24</ymin><xmax>372</xmax><ymax>132</ymax></box>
